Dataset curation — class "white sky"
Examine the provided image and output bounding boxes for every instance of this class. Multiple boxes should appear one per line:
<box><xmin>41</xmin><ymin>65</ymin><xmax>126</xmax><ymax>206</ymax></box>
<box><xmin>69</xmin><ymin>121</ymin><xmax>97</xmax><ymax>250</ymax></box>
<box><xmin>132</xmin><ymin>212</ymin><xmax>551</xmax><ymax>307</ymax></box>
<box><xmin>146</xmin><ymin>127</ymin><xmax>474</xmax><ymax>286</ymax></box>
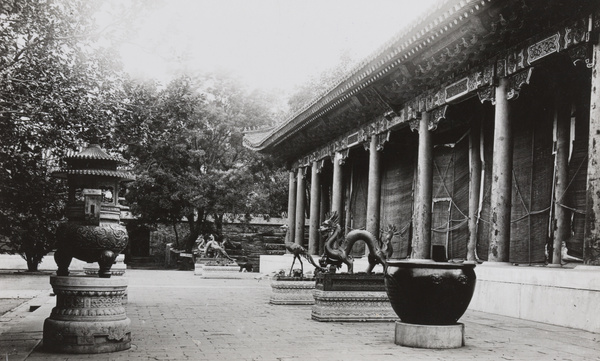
<box><xmin>116</xmin><ymin>0</ymin><xmax>439</xmax><ymax>93</ymax></box>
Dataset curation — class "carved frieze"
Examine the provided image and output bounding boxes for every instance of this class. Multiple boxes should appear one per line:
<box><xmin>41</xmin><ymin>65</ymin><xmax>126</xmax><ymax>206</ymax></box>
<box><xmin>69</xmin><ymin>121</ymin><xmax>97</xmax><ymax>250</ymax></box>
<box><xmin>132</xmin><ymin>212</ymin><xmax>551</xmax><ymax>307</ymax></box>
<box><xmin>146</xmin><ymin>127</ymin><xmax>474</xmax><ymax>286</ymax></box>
<box><xmin>338</xmin><ymin>149</ymin><xmax>350</xmax><ymax>165</ymax></box>
<box><xmin>564</xmin><ymin>18</ymin><xmax>588</xmax><ymax>49</ymax></box>
<box><xmin>506</xmin><ymin>67</ymin><xmax>534</xmax><ymax>100</ymax></box>
<box><xmin>430</xmin><ymin>105</ymin><xmax>448</xmax><ymax>131</ymax></box>
<box><xmin>445</xmin><ymin>77</ymin><xmax>470</xmax><ymax>103</ymax></box>
<box><xmin>409</xmin><ymin>119</ymin><xmax>421</xmax><ymax>132</ymax></box>
<box><xmin>496</xmin><ymin>59</ymin><xmax>507</xmax><ymax>78</ymax></box>
<box><xmin>568</xmin><ymin>43</ymin><xmax>594</xmax><ymax>68</ymax></box>
<box><xmin>376</xmin><ymin>131</ymin><xmax>390</xmax><ymax>151</ymax></box>
<box><xmin>527</xmin><ymin>33</ymin><xmax>560</xmax><ymax>64</ymax></box>
<box><xmin>506</xmin><ymin>47</ymin><xmax>526</xmax><ymax>75</ymax></box>
<box><xmin>478</xmin><ymin>86</ymin><xmax>495</xmax><ymax>104</ymax></box>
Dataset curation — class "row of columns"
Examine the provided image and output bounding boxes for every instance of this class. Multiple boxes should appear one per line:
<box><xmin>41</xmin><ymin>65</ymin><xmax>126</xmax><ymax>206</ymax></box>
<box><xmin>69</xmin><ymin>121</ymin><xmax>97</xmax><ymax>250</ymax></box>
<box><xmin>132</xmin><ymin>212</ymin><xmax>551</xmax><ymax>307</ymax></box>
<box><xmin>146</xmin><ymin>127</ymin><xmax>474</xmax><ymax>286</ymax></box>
<box><xmin>286</xmin><ymin>59</ymin><xmax>600</xmax><ymax>264</ymax></box>
<box><xmin>287</xmin><ymin>135</ymin><xmax>383</xmax><ymax>253</ymax></box>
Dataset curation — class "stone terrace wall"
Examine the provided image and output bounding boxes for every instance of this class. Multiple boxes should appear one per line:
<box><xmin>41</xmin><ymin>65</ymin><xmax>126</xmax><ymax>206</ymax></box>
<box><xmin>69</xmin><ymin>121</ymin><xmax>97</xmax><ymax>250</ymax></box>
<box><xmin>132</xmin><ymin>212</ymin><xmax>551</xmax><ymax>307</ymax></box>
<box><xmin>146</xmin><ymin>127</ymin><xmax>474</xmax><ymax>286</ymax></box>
<box><xmin>221</xmin><ymin>217</ymin><xmax>299</xmax><ymax>273</ymax></box>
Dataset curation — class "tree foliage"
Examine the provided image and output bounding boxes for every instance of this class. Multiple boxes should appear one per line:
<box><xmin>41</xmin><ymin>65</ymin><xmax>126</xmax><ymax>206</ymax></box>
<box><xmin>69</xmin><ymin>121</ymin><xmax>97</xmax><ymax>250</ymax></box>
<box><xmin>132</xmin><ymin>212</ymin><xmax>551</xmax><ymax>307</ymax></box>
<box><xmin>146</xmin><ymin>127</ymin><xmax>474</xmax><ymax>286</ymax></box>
<box><xmin>286</xmin><ymin>51</ymin><xmax>355</xmax><ymax>114</ymax></box>
<box><xmin>0</xmin><ymin>0</ymin><xmax>288</xmax><ymax>268</ymax></box>
<box><xmin>122</xmin><ymin>74</ymin><xmax>288</xmax><ymax>251</ymax></box>
<box><xmin>0</xmin><ymin>0</ymin><xmax>139</xmax><ymax>270</ymax></box>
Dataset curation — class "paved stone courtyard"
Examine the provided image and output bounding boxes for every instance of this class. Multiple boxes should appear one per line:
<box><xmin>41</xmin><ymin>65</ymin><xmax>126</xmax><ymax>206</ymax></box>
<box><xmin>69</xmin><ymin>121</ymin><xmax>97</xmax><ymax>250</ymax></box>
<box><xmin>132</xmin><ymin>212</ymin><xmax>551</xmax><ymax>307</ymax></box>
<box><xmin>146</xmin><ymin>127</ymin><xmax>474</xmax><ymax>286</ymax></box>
<box><xmin>1</xmin><ymin>269</ymin><xmax>599</xmax><ymax>360</ymax></box>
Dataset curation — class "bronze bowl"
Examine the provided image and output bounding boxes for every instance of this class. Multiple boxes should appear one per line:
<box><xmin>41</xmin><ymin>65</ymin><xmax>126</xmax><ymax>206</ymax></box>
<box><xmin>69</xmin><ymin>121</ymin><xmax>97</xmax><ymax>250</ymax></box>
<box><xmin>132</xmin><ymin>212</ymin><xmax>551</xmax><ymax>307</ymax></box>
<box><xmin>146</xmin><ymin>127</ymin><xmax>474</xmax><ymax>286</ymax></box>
<box><xmin>55</xmin><ymin>222</ymin><xmax>128</xmax><ymax>278</ymax></box>
<box><xmin>384</xmin><ymin>260</ymin><xmax>476</xmax><ymax>325</ymax></box>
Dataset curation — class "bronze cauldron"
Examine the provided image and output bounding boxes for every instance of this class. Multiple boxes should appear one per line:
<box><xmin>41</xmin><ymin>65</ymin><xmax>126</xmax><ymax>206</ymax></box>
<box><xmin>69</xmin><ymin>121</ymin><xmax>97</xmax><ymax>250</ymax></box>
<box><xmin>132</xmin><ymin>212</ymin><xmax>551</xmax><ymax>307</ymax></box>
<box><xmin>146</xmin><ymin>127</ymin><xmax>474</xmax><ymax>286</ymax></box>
<box><xmin>384</xmin><ymin>260</ymin><xmax>476</xmax><ymax>325</ymax></box>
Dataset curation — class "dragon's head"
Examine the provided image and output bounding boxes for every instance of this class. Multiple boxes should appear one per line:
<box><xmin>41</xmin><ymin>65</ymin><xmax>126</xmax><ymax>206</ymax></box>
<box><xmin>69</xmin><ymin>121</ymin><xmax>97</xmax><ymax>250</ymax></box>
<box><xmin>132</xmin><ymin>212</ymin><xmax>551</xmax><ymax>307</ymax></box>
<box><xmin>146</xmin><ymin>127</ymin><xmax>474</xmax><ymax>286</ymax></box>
<box><xmin>319</xmin><ymin>212</ymin><xmax>339</xmax><ymax>233</ymax></box>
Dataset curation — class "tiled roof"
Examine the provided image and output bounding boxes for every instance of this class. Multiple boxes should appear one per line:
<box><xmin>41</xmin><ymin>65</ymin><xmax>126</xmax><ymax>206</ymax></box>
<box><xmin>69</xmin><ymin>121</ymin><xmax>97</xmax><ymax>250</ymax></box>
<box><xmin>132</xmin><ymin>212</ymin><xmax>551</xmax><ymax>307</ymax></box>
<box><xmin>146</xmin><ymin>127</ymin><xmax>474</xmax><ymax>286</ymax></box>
<box><xmin>66</xmin><ymin>144</ymin><xmax>126</xmax><ymax>163</ymax></box>
<box><xmin>244</xmin><ymin>0</ymin><xmax>460</xmax><ymax>151</ymax></box>
<box><xmin>52</xmin><ymin>169</ymin><xmax>135</xmax><ymax>181</ymax></box>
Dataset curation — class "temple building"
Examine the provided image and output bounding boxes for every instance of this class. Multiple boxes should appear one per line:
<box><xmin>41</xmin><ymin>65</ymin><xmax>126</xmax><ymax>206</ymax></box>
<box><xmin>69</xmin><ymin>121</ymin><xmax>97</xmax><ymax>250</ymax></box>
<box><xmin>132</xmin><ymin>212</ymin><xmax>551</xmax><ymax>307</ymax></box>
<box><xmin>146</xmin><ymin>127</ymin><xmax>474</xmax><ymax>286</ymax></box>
<box><xmin>244</xmin><ymin>0</ymin><xmax>600</xmax><ymax>333</ymax></box>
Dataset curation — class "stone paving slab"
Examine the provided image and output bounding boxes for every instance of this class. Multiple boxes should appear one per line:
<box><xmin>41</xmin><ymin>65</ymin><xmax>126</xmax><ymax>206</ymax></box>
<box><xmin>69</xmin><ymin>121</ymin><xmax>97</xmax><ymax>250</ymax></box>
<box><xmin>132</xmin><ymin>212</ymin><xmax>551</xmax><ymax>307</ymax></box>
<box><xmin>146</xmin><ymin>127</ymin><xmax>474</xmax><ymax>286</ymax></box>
<box><xmin>0</xmin><ymin>270</ymin><xmax>599</xmax><ymax>360</ymax></box>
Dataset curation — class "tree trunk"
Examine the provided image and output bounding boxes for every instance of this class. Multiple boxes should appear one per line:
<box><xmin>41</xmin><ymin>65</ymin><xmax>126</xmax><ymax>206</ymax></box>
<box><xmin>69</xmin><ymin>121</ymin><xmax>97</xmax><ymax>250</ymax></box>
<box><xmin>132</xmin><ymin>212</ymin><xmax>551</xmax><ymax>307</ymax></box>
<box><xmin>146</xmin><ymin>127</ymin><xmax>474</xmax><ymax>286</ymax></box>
<box><xmin>214</xmin><ymin>213</ymin><xmax>224</xmax><ymax>239</ymax></box>
<box><xmin>172</xmin><ymin>221</ymin><xmax>180</xmax><ymax>249</ymax></box>
<box><xmin>26</xmin><ymin>253</ymin><xmax>39</xmax><ymax>272</ymax></box>
<box><xmin>185</xmin><ymin>214</ymin><xmax>197</xmax><ymax>252</ymax></box>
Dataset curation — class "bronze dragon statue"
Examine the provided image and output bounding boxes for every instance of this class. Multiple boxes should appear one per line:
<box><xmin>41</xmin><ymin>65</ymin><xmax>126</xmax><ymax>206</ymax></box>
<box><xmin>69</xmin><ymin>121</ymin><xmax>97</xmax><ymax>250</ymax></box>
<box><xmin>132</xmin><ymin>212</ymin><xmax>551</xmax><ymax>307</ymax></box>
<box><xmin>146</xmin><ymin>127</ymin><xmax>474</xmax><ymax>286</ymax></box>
<box><xmin>318</xmin><ymin>212</ymin><xmax>395</xmax><ymax>274</ymax></box>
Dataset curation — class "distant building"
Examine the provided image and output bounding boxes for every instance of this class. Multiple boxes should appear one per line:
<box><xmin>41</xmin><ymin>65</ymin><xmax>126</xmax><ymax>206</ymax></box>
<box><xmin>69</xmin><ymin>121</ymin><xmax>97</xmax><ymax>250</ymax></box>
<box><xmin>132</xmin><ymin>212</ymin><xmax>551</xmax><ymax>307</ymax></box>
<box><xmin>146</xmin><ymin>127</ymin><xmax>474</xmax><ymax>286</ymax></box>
<box><xmin>245</xmin><ymin>0</ymin><xmax>600</xmax><ymax>333</ymax></box>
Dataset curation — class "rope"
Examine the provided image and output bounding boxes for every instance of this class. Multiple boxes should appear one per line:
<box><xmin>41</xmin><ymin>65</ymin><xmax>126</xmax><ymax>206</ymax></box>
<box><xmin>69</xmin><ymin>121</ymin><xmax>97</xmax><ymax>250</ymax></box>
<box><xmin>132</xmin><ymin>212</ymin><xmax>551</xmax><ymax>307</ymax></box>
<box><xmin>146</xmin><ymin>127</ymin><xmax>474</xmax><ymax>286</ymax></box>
<box><xmin>556</xmin><ymin>202</ymin><xmax>586</xmax><ymax>215</ymax></box>
<box><xmin>556</xmin><ymin>154</ymin><xmax>587</xmax><ymax>203</ymax></box>
<box><xmin>433</xmin><ymin>153</ymin><xmax>469</xmax><ymax>220</ymax></box>
<box><xmin>431</xmin><ymin>218</ymin><xmax>468</xmax><ymax>233</ymax></box>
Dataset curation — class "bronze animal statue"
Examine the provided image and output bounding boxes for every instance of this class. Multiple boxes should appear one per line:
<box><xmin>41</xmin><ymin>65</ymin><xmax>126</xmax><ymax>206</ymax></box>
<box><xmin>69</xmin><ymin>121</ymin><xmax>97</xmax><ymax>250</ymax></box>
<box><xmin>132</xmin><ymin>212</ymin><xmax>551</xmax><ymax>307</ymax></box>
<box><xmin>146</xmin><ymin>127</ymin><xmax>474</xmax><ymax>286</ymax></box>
<box><xmin>379</xmin><ymin>224</ymin><xmax>398</xmax><ymax>260</ymax></box>
<box><xmin>281</xmin><ymin>224</ymin><xmax>325</xmax><ymax>276</ymax></box>
<box><xmin>204</xmin><ymin>235</ymin><xmax>235</xmax><ymax>262</ymax></box>
<box><xmin>318</xmin><ymin>213</ymin><xmax>345</xmax><ymax>271</ymax></box>
<box><xmin>319</xmin><ymin>212</ymin><xmax>391</xmax><ymax>274</ymax></box>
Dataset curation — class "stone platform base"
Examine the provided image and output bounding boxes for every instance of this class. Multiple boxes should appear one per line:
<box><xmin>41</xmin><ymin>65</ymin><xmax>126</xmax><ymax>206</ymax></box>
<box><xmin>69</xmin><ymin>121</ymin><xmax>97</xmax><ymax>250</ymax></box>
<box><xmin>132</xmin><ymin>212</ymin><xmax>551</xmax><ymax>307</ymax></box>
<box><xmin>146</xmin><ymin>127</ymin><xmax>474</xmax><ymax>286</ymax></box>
<box><xmin>311</xmin><ymin>273</ymin><xmax>397</xmax><ymax>322</ymax></box>
<box><xmin>200</xmin><ymin>265</ymin><xmax>255</xmax><ymax>279</ymax></box>
<box><xmin>270</xmin><ymin>278</ymin><xmax>315</xmax><ymax>305</ymax></box>
<box><xmin>395</xmin><ymin>322</ymin><xmax>465</xmax><ymax>349</ymax></box>
<box><xmin>311</xmin><ymin>289</ymin><xmax>397</xmax><ymax>321</ymax></box>
<box><xmin>43</xmin><ymin>275</ymin><xmax>131</xmax><ymax>353</ymax></box>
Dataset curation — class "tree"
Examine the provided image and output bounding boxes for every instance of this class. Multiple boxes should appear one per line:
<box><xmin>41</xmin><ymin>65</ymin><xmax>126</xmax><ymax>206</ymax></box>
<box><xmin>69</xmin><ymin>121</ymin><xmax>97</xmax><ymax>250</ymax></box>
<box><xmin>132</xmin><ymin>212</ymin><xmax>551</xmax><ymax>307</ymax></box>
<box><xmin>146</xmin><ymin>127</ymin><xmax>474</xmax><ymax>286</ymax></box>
<box><xmin>286</xmin><ymin>51</ymin><xmax>355</xmax><ymax>114</ymax></box>
<box><xmin>122</xmin><ymin>73</ymin><xmax>288</xmax><ymax>252</ymax></box>
<box><xmin>0</xmin><ymin>0</ymin><xmax>141</xmax><ymax>270</ymax></box>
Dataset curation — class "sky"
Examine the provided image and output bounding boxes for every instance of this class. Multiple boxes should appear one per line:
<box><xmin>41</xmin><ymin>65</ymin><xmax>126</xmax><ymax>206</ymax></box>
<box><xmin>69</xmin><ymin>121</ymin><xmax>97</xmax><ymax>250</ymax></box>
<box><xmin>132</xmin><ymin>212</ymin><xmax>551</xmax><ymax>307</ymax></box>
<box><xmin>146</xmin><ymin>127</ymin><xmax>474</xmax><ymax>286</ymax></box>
<box><xmin>114</xmin><ymin>0</ymin><xmax>440</xmax><ymax>93</ymax></box>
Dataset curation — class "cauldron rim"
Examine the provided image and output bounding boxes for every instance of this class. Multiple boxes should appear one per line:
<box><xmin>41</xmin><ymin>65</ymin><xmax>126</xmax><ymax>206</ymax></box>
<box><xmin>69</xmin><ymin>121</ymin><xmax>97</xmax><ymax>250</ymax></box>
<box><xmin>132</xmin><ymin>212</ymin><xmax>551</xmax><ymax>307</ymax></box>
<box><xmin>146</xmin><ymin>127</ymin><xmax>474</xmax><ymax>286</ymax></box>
<box><xmin>386</xmin><ymin>259</ymin><xmax>477</xmax><ymax>269</ymax></box>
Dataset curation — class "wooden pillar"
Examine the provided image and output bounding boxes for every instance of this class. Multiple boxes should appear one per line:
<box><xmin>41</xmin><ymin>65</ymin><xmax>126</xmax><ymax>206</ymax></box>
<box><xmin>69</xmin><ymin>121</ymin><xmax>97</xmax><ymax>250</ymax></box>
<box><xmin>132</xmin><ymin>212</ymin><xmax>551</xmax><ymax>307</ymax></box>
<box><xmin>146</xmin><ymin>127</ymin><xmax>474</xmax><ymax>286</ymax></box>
<box><xmin>319</xmin><ymin>183</ymin><xmax>329</xmax><ymax>255</ymax></box>
<box><xmin>552</xmin><ymin>82</ymin><xmax>571</xmax><ymax>265</ymax></box>
<box><xmin>331</xmin><ymin>152</ymin><xmax>344</xmax><ymax>219</ymax></box>
<box><xmin>584</xmin><ymin>40</ymin><xmax>600</xmax><ymax>265</ymax></box>
<box><xmin>308</xmin><ymin>161</ymin><xmax>321</xmax><ymax>255</ymax></box>
<box><xmin>488</xmin><ymin>77</ymin><xmax>513</xmax><ymax>262</ymax></box>
<box><xmin>286</xmin><ymin>170</ymin><xmax>296</xmax><ymax>244</ymax></box>
<box><xmin>412</xmin><ymin>112</ymin><xmax>433</xmax><ymax>259</ymax></box>
<box><xmin>294</xmin><ymin>168</ymin><xmax>306</xmax><ymax>246</ymax></box>
<box><xmin>467</xmin><ymin>122</ymin><xmax>482</xmax><ymax>261</ymax></box>
<box><xmin>366</xmin><ymin>134</ymin><xmax>382</xmax><ymax>239</ymax></box>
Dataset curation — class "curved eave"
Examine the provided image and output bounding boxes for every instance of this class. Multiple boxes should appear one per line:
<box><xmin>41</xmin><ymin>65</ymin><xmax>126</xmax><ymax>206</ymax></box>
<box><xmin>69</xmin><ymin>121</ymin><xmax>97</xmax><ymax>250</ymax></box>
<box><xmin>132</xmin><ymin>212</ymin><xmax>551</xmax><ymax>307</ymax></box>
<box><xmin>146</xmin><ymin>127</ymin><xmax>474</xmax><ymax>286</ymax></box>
<box><xmin>66</xmin><ymin>144</ymin><xmax>127</xmax><ymax>164</ymax></box>
<box><xmin>244</xmin><ymin>0</ymin><xmax>486</xmax><ymax>153</ymax></box>
<box><xmin>52</xmin><ymin>169</ymin><xmax>135</xmax><ymax>182</ymax></box>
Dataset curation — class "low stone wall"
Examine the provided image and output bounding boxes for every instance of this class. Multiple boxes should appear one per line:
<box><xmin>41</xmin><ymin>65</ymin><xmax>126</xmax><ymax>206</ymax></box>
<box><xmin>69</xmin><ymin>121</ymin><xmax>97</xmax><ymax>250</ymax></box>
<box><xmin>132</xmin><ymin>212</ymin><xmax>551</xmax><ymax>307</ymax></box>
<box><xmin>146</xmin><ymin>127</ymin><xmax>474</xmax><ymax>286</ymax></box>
<box><xmin>220</xmin><ymin>218</ymin><xmax>291</xmax><ymax>273</ymax></box>
<box><xmin>469</xmin><ymin>262</ymin><xmax>600</xmax><ymax>333</ymax></box>
<box><xmin>0</xmin><ymin>253</ymin><xmax>88</xmax><ymax>272</ymax></box>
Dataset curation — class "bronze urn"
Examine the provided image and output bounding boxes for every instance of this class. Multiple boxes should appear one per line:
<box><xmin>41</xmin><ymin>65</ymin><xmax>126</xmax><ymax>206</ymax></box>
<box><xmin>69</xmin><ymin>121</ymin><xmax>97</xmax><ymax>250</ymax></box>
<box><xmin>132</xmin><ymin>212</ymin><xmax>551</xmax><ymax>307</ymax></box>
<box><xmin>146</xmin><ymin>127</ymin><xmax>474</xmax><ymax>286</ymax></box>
<box><xmin>52</xmin><ymin>145</ymin><xmax>134</xmax><ymax>278</ymax></box>
<box><xmin>384</xmin><ymin>259</ymin><xmax>476</xmax><ymax>325</ymax></box>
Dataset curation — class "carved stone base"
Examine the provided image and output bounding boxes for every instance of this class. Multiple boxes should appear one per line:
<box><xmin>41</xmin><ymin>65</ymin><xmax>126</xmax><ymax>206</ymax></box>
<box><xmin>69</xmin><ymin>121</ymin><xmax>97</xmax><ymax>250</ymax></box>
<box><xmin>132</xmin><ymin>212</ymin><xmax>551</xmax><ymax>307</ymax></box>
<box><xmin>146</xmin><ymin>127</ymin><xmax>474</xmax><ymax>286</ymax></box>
<box><xmin>193</xmin><ymin>258</ymin><xmax>215</xmax><ymax>276</ymax></box>
<box><xmin>270</xmin><ymin>278</ymin><xmax>316</xmax><ymax>305</ymax></box>
<box><xmin>394</xmin><ymin>322</ymin><xmax>465</xmax><ymax>348</ymax></box>
<box><xmin>82</xmin><ymin>255</ymin><xmax>127</xmax><ymax>304</ymax></box>
<box><xmin>194</xmin><ymin>263</ymin><xmax>204</xmax><ymax>276</ymax></box>
<box><xmin>200</xmin><ymin>265</ymin><xmax>254</xmax><ymax>279</ymax></box>
<box><xmin>311</xmin><ymin>273</ymin><xmax>397</xmax><ymax>322</ymax></box>
<box><xmin>43</xmin><ymin>275</ymin><xmax>131</xmax><ymax>354</ymax></box>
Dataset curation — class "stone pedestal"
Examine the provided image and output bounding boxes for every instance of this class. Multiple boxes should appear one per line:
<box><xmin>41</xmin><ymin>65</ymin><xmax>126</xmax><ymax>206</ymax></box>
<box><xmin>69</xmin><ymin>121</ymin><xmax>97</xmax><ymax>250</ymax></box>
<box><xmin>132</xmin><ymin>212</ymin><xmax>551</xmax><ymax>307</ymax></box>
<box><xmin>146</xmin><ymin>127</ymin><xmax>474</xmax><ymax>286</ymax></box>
<box><xmin>193</xmin><ymin>258</ymin><xmax>214</xmax><ymax>276</ymax></box>
<box><xmin>395</xmin><ymin>322</ymin><xmax>465</xmax><ymax>349</ymax></box>
<box><xmin>311</xmin><ymin>273</ymin><xmax>397</xmax><ymax>322</ymax></box>
<box><xmin>200</xmin><ymin>265</ymin><xmax>255</xmax><ymax>279</ymax></box>
<box><xmin>43</xmin><ymin>275</ymin><xmax>131</xmax><ymax>354</ymax></box>
<box><xmin>270</xmin><ymin>277</ymin><xmax>316</xmax><ymax>305</ymax></box>
<box><xmin>83</xmin><ymin>254</ymin><xmax>128</xmax><ymax>304</ymax></box>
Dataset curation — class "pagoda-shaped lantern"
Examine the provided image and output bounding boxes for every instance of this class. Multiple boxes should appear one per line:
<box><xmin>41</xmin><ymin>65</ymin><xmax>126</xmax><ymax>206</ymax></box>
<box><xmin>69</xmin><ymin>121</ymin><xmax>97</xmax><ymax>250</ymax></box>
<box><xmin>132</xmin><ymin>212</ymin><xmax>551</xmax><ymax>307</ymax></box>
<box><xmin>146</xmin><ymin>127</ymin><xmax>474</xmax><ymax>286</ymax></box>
<box><xmin>52</xmin><ymin>144</ymin><xmax>134</xmax><ymax>278</ymax></box>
